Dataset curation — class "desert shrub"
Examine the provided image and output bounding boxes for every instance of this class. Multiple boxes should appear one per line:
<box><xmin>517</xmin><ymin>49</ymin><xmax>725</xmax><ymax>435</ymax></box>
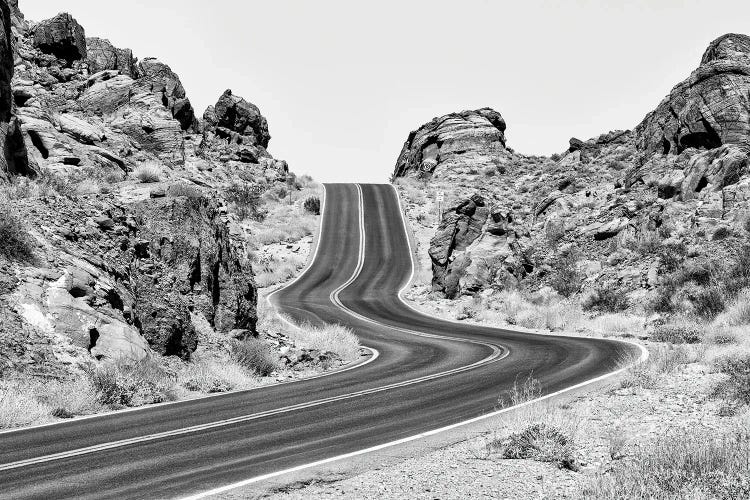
<box><xmin>230</xmin><ymin>338</ymin><xmax>277</xmax><ymax>376</ymax></box>
<box><xmin>690</xmin><ymin>286</ymin><xmax>726</xmax><ymax>320</ymax></box>
<box><xmin>651</xmin><ymin>324</ymin><xmax>702</xmax><ymax>344</ymax></box>
<box><xmin>621</xmin><ymin>345</ymin><xmax>694</xmax><ymax>389</ymax></box>
<box><xmin>657</xmin><ymin>241</ymin><xmax>687</xmax><ymax>273</ymax></box>
<box><xmin>712</xmin><ymin>353</ymin><xmax>750</xmax><ymax>405</ymax></box>
<box><xmin>33</xmin><ymin>378</ymin><xmax>103</xmax><ymax>417</ymax></box>
<box><xmin>549</xmin><ymin>247</ymin><xmax>582</xmax><ymax>297</ymax></box>
<box><xmin>133</xmin><ymin>164</ymin><xmax>161</xmax><ymax>183</ymax></box>
<box><xmin>716</xmin><ymin>289</ymin><xmax>750</xmax><ymax>326</ymax></box>
<box><xmin>177</xmin><ymin>356</ymin><xmax>259</xmax><ymax>393</ymax></box>
<box><xmin>0</xmin><ymin>207</ymin><xmax>34</xmax><ymax>262</ymax></box>
<box><xmin>225</xmin><ymin>182</ymin><xmax>265</xmax><ymax>221</ymax></box>
<box><xmin>583</xmin><ymin>288</ymin><xmax>629</xmax><ymax>313</ymax></box>
<box><xmin>303</xmin><ymin>196</ymin><xmax>321</xmax><ymax>215</ymax></box>
<box><xmin>482</xmin><ymin>166</ymin><xmax>496</xmax><ymax>177</ymax></box>
<box><xmin>89</xmin><ymin>358</ymin><xmax>177</xmax><ymax>408</ymax></box>
<box><xmin>288</xmin><ymin>323</ymin><xmax>360</xmax><ymax>363</ymax></box>
<box><xmin>167</xmin><ymin>182</ymin><xmax>203</xmax><ymax>198</ymax></box>
<box><xmin>0</xmin><ymin>383</ymin><xmax>50</xmax><ymax>428</ymax></box>
<box><xmin>497</xmin><ymin>423</ymin><xmax>577</xmax><ymax>470</ymax></box>
<box><xmin>582</xmin><ymin>428</ymin><xmax>750</xmax><ymax>499</ymax></box>
<box><xmin>37</xmin><ymin>169</ymin><xmax>77</xmax><ymax>198</ymax></box>
<box><xmin>550</xmin><ymin>153</ymin><xmax>561</xmax><ymax>161</ymax></box>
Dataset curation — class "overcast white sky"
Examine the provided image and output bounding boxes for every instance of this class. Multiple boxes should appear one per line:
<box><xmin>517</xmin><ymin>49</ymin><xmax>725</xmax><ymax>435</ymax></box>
<box><xmin>21</xmin><ymin>0</ymin><xmax>750</xmax><ymax>182</ymax></box>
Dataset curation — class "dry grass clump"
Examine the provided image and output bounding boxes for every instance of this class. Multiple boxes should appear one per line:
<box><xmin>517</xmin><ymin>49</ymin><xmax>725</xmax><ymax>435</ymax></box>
<box><xmin>288</xmin><ymin>322</ymin><xmax>361</xmax><ymax>363</ymax></box>
<box><xmin>178</xmin><ymin>356</ymin><xmax>258</xmax><ymax>393</ymax></box>
<box><xmin>89</xmin><ymin>358</ymin><xmax>178</xmax><ymax>408</ymax></box>
<box><xmin>167</xmin><ymin>182</ymin><xmax>203</xmax><ymax>198</ymax></box>
<box><xmin>0</xmin><ymin>205</ymin><xmax>34</xmax><ymax>262</ymax></box>
<box><xmin>715</xmin><ymin>288</ymin><xmax>750</xmax><ymax>326</ymax></box>
<box><xmin>586</xmin><ymin>313</ymin><xmax>643</xmax><ymax>336</ymax></box>
<box><xmin>253</xmin><ymin>254</ymin><xmax>306</xmax><ymax>288</ymax></box>
<box><xmin>651</xmin><ymin>321</ymin><xmax>703</xmax><ymax>344</ymax></box>
<box><xmin>711</xmin><ymin>352</ymin><xmax>750</xmax><ymax>406</ymax></box>
<box><xmin>498</xmin><ymin>423</ymin><xmax>578</xmax><ymax>470</ymax></box>
<box><xmin>133</xmin><ymin>163</ymin><xmax>162</xmax><ymax>183</ymax></box>
<box><xmin>229</xmin><ymin>338</ymin><xmax>278</xmax><ymax>377</ymax></box>
<box><xmin>620</xmin><ymin>345</ymin><xmax>697</xmax><ymax>390</ymax></box>
<box><xmin>582</xmin><ymin>426</ymin><xmax>750</xmax><ymax>499</ymax></box>
<box><xmin>33</xmin><ymin>378</ymin><xmax>103</xmax><ymax>417</ymax></box>
<box><xmin>0</xmin><ymin>382</ymin><xmax>51</xmax><ymax>429</ymax></box>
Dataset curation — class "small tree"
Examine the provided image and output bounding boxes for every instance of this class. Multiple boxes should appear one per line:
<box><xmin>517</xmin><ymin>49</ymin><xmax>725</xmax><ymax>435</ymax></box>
<box><xmin>303</xmin><ymin>196</ymin><xmax>321</xmax><ymax>215</ymax></box>
<box><xmin>549</xmin><ymin>247</ymin><xmax>582</xmax><ymax>297</ymax></box>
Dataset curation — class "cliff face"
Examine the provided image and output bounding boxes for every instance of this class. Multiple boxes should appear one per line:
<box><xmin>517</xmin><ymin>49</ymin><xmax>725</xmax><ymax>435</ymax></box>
<box><xmin>0</xmin><ymin>1</ymin><xmax>289</xmax><ymax>375</ymax></box>
<box><xmin>394</xmin><ymin>34</ymin><xmax>750</xmax><ymax>311</ymax></box>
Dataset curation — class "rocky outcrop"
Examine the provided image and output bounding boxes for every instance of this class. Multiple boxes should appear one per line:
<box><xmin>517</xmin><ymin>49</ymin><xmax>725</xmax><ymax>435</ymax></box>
<box><xmin>634</xmin><ymin>33</ymin><xmax>750</xmax><ymax>155</ymax></box>
<box><xmin>205</xmin><ymin>89</ymin><xmax>270</xmax><ymax>148</ymax></box>
<box><xmin>137</xmin><ymin>57</ymin><xmax>195</xmax><ymax>130</ymax></box>
<box><xmin>86</xmin><ymin>37</ymin><xmax>139</xmax><ymax>77</ymax></box>
<box><xmin>393</xmin><ymin>108</ymin><xmax>509</xmax><ymax>179</ymax></box>
<box><xmin>32</xmin><ymin>13</ymin><xmax>86</xmax><ymax>63</ymax></box>
<box><xmin>130</xmin><ymin>197</ymin><xmax>256</xmax><ymax>357</ymax></box>
<box><xmin>396</xmin><ymin>33</ymin><xmax>750</xmax><ymax>302</ymax></box>
<box><xmin>429</xmin><ymin>195</ymin><xmax>489</xmax><ymax>298</ymax></box>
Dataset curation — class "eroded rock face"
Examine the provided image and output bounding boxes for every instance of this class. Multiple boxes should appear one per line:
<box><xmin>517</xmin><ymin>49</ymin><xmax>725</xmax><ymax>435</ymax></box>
<box><xmin>32</xmin><ymin>13</ymin><xmax>86</xmax><ymax>63</ymax></box>
<box><xmin>429</xmin><ymin>195</ymin><xmax>489</xmax><ymax>298</ymax></box>
<box><xmin>86</xmin><ymin>37</ymin><xmax>139</xmax><ymax>77</ymax></box>
<box><xmin>393</xmin><ymin>108</ymin><xmax>509</xmax><ymax>179</ymax></box>
<box><xmin>130</xmin><ymin>197</ymin><xmax>256</xmax><ymax>358</ymax></box>
<box><xmin>137</xmin><ymin>57</ymin><xmax>195</xmax><ymax>130</ymax></box>
<box><xmin>635</xmin><ymin>33</ymin><xmax>750</xmax><ymax>155</ymax></box>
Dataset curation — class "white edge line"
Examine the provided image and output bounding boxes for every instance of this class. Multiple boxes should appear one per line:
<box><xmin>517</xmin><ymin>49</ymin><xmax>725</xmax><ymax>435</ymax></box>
<box><xmin>0</xmin><ymin>184</ymin><xmax>379</xmax><ymax>437</ymax></box>
<box><xmin>180</xmin><ymin>184</ymin><xmax>650</xmax><ymax>499</ymax></box>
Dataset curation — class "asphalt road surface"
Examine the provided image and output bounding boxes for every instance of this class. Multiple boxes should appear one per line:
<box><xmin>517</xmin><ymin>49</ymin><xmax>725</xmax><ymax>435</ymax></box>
<box><xmin>0</xmin><ymin>183</ymin><xmax>641</xmax><ymax>499</ymax></box>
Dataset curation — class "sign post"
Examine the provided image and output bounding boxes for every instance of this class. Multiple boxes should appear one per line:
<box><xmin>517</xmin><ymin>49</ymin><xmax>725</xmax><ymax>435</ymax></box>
<box><xmin>436</xmin><ymin>191</ymin><xmax>445</xmax><ymax>223</ymax></box>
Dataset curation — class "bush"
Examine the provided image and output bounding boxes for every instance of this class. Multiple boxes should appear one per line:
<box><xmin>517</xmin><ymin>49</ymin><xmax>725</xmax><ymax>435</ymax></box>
<box><xmin>582</xmin><ymin>428</ymin><xmax>750</xmax><ymax>499</ymax></box>
<box><xmin>288</xmin><ymin>323</ymin><xmax>361</xmax><ymax>363</ymax></box>
<box><xmin>651</xmin><ymin>324</ymin><xmax>702</xmax><ymax>344</ymax></box>
<box><xmin>713</xmin><ymin>353</ymin><xmax>750</xmax><ymax>405</ymax></box>
<box><xmin>225</xmin><ymin>182</ymin><xmax>265</xmax><ymax>221</ymax></box>
<box><xmin>230</xmin><ymin>338</ymin><xmax>278</xmax><ymax>376</ymax></box>
<box><xmin>0</xmin><ymin>383</ymin><xmax>49</xmax><ymax>429</ymax></box>
<box><xmin>133</xmin><ymin>164</ymin><xmax>162</xmax><ymax>183</ymax></box>
<box><xmin>303</xmin><ymin>196</ymin><xmax>321</xmax><ymax>215</ymax></box>
<box><xmin>549</xmin><ymin>248</ymin><xmax>582</xmax><ymax>297</ymax></box>
<box><xmin>89</xmin><ymin>358</ymin><xmax>177</xmax><ymax>408</ymax></box>
<box><xmin>167</xmin><ymin>182</ymin><xmax>203</xmax><ymax>198</ymax></box>
<box><xmin>498</xmin><ymin>423</ymin><xmax>577</xmax><ymax>470</ymax></box>
<box><xmin>583</xmin><ymin>288</ymin><xmax>629</xmax><ymax>313</ymax></box>
<box><xmin>0</xmin><ymin>207</ymin><xmax>34</xmax><ymax>262</ymax></box>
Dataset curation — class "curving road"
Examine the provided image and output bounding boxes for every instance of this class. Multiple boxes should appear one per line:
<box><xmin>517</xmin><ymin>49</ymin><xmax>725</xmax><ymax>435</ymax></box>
<box><xmin>0</xmin><ymin>183</ymin><xmax>642</xmax><ymax>499</ymax></box>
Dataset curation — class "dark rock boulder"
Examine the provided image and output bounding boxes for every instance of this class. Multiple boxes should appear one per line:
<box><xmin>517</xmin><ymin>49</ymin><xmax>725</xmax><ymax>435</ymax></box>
<box><xmin>208</xmin><ymin>89</ymin><xmax>270</xmax><ymax>148</ymax></box>
<box><xmin>32</xmin><ymin>13</ymin><xmax>86</xmax><ymax>63</ymax></box>
<box><xmin>137</xmin><ymin>57</ymin><xmax>195</xmax><ymax>130</ymax></box>
<box><xmin>429</xmin><ymin>194</ymin><xmax>489</xmax><ymax>298</ymax></box>
<box><xmin>393</xmin><ymin>108</ymin><xmax>509</xmax><ymax>179</ymax></box>
<box><xmin>634</xmin><ymin>33</ymin><xmax>750</xmax><ymax>155</ymax></box>
<box><xmin>0</xmin><ymin>0</ymin><xmax>29</xmax><ymax>180</ymax></box>
<box><xmin>87</xmin><ymin>37</ymin><xmax>139</xmax><ymax>77</ymax></box>
<box><xmin>131</xmin><ymin>197</ymin><xmax>256</xmax><ymax>358</ymax></box>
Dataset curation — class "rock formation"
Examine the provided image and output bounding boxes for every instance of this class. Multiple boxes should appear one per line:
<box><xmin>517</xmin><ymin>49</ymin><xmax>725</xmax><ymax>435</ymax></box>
<box><xmin>32</xmin><ymin>12</ymin><xmax>86</xmax><ymax>63</ymax></box>
<box><xmin>395</xmin><ymin>33</ymin><xmax>750</xmax><ymax>302</ymax></box>
<box><xmin>393</xmin><ymin>108</ymin><xmax>509</xmax><ymax>179</ymax></box>
<box><xmin>0</xmin><ymin>0</ymin><xmax>291</xmax><ymax>375</ymax></box>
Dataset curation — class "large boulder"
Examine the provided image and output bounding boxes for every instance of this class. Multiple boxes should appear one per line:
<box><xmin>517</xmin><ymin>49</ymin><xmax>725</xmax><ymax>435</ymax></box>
<box><xmin>86</xmin><ymin>37</ymin><xmax>139</xmax><ymax>77</ymax></box>
<box><xmin>207</xmin><ymin>89</ymin><xmax>271</xmax><ymax>148</ymax></box>
<box><xmin>393</xmin><ymin>107</ymin><xmax>508</xmax><ymax>179</ymax></box>
<box><xmin>634</xmin><ymin>33</ymin><xmax>750</xmax><ymax>155</ymax></box>
<box><xmin>32</xmin><ymin>13</ymin><xmax>86</xmax><ymax>63</ymax></box>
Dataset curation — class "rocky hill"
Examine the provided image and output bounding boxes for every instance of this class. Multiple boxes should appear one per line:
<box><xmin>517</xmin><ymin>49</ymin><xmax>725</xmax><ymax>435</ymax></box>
<box><xmin>393</xmin><ymin>33</ymin><xmax>750</xmax><ymax>321</ymax></box>
<box><xmin>0</xmin><ymin>0</ymin><xmax>311</xmax><ymax>383</ymax></box>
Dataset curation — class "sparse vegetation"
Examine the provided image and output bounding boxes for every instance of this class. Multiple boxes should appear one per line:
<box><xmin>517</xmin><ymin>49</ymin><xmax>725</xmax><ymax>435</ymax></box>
<box><xmin>287</xmin><ymin>322</ymin><xmax>361</xmax><ymax>363</ymax></box>
<box><xmin>167</xmin><ymin>182</ymin><xmax>203</xmax><ymax>198</ymax></box>
<box><xmin>303</xmin><ymin>196</ymin><xmax>321</xmax><ymax>215</ymax></box>
<box><xmin>712</xmin><ymin>352</ymin><xmax>750</xmax><ymax>405</ymax></box>
<box><xmin>225</xmin><ymin>181</ymin><xmax>266</xmax><ymax>221</ymax></box>
<box><xmin>89</xmin><ymin>358</ymin><xmax>178</xmax><ymax>408</ymax></box>
<box><xmin>499</xmin><ymin>423</ymin><xmax>578</xmax><ymax>470</ymax></box>
<box><xmin>582</xmin><ymin>288</ymin><xmax>629</xmax><ymax>313</ymax></box>
<box><xmin>582</xmin><ymin>427</ymin><xmax>750</xmax><ymax>499</ymax></box>
<box><xmin>0</xmin><ymin>206</ymin><xmax>34</xmax><ymax>262</ymax></box>
<box><xmin>229</xmin><ymin>338</ymin><xmax>278</xmax><ymax>377</ymax></box>
<box><xmin>133</xmin><ymin>163</ymin><xmax>162</xmax><ymax>183</ymax></box>
<box><xmin>651</xmin><ymin>322</ymin><xmax>702</xmax><ymax>344</ymax></box>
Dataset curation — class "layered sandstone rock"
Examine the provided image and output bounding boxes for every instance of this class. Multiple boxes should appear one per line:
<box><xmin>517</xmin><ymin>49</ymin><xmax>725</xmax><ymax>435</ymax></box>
<box><xmin>86</xmin><ymin>37</ymin><xmax>139</xmax><ymax>77</ymax></box>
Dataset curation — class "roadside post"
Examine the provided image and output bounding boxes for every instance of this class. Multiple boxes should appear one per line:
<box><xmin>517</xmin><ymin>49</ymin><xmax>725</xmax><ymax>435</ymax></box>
<box><xmin>436</xmin><ymin>190</ymin><xmax>444</xmax><ymax>222</ymax></box>
<box><xmin>286</xmin><ymin>172</ymin><xmax>294</xmax><ymax>205</ymax></box>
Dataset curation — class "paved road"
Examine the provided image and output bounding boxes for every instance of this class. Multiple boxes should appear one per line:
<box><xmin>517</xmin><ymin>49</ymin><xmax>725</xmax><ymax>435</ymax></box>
<box><xmin>0</xmin><ymin>184</ymin><xmax>641</xmax><ymax>499</ymax></box>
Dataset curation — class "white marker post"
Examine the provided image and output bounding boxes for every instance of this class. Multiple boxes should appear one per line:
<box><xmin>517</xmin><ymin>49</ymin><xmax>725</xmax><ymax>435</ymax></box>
<box><xmin>436</xmin><ymin>191</ymin><xmax>444</xmax><ymax>223</ymax></box>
